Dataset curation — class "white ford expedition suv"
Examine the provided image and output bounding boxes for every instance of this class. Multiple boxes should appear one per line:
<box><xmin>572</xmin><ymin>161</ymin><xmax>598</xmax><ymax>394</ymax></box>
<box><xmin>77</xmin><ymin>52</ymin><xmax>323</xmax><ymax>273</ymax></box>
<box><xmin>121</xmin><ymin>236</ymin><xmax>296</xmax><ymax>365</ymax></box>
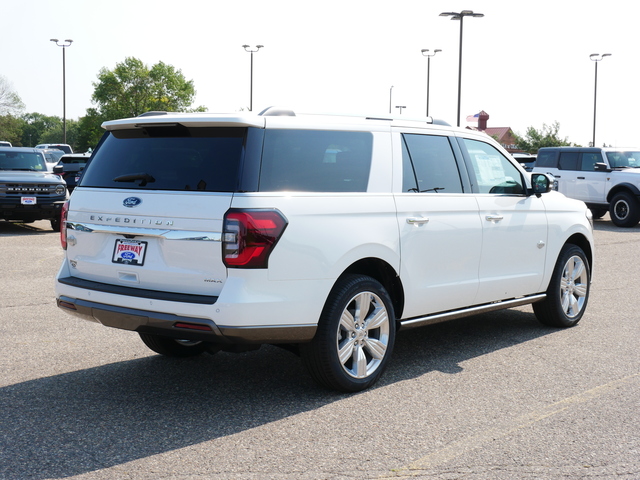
<box><xmin>55</xmin><ymin>108</ymin><xmax>594</xmax><ymax>392</ymax></box>
<box><xmin>533</xmin><ymin>146</ymin><xmax>640</xmax><ymax>227</ymax></box>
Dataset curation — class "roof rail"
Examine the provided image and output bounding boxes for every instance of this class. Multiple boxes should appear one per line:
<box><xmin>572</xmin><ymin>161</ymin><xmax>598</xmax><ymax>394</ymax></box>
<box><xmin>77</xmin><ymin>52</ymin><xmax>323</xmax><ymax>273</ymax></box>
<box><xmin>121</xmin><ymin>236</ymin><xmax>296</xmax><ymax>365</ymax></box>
<box><xmin>137</xmin><ymin>111</ymin><xmax>168</xmax><ymax>117</ymax></box>
<box><xmin>259</xmin><ymin>107</ymin><xmax>296</xmax><ymax>117</ymax></box>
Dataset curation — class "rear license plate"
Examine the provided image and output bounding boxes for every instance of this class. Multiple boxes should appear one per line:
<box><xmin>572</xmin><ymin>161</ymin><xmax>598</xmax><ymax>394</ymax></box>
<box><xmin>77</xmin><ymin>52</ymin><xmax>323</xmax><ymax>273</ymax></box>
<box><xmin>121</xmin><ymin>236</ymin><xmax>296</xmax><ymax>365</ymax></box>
<box><xmin>112</xmin><ymin>239</ymin><xmax>148</xmax><ymax>266</ymax></box>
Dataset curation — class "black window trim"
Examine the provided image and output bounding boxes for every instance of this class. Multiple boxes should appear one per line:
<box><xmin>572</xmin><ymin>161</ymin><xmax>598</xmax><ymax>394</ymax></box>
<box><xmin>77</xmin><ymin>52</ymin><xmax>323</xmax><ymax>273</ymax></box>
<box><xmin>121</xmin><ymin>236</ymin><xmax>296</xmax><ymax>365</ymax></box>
<box><xmin>399</xmin><ymin>132</ymin><xmax>472</xmax><ymax>194</ymax></box>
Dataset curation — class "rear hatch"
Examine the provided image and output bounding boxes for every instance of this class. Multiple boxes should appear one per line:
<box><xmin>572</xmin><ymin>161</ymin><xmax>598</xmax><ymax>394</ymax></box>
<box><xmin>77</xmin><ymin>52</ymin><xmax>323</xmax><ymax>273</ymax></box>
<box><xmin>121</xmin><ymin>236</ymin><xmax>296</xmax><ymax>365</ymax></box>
<box><xmin>63</xmin><ymin>117</ymin><xmax>262</xmax><ymax>297</ymax></box>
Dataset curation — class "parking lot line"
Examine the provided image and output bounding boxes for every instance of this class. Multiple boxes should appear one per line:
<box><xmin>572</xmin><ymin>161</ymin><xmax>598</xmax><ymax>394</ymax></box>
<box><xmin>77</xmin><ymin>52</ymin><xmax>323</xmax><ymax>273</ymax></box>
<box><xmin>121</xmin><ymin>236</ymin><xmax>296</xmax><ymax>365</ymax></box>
<box><xmin>384</xmin><ymin>372</ymin><xmax>640</xmax><ymax>478</ymax></box>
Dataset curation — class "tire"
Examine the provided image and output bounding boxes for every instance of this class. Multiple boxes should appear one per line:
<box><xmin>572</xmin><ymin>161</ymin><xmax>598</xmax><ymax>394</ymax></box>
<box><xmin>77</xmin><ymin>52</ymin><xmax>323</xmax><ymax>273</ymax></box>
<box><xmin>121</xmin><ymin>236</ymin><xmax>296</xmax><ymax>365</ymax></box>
<box><xmin>590</xmin><ymin>207</ymin><xmax>607</xmax><ymax>220</ymax></box>
<box><xmin>50</xmin><ymin>217</ymin><xmax>61</xmax><ymax>232</ymax></box>
<box><xmin>533</xmin><ymin>244</ymin><xmax>590</xmax><ymax>328</ymax></box>
<box><xmin>139</xmin><ymin>333</ymin><xmax>209</xmax><ymax>357</ymax></box>
<box><xmin>300</xmin><ymin>275</ymin><xmax>396</xmax><ymax>392</ymax></box>
<box><xmin>609</xmin><ymin>191</ymin><xmax>640</xmax><ymax>227</ymax></box>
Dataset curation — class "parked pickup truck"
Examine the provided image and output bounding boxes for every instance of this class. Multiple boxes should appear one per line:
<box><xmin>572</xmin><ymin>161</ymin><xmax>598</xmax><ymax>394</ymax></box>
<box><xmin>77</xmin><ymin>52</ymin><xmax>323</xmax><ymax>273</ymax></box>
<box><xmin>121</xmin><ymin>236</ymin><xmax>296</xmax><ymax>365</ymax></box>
<box><xmin>53</xmin><ymin>153</ymin><xmax>91</xmax><ymax>193</ymax></box>
<box><xmin>533</xmin><ymin>146</ymin><xmax>640</xmax><ymax>227</ymax></box>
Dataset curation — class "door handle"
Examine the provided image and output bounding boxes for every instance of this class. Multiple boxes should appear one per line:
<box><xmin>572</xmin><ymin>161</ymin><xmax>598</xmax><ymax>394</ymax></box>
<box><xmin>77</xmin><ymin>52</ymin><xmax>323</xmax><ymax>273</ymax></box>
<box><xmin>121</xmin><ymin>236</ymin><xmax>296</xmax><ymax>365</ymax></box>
<box><xmin>577</xmin><ymin>176</ymin><xmax>585</xmax><ymax>179</ymax></box>
<box><xmin>485</xmin><ymin>215</ymin><xmax>504</xmax><ymax>222</ymax></box>
<box><xmin>407</xmin><ymin>217</ymin><xmax>429</xmax><ymax>225</ymax></box>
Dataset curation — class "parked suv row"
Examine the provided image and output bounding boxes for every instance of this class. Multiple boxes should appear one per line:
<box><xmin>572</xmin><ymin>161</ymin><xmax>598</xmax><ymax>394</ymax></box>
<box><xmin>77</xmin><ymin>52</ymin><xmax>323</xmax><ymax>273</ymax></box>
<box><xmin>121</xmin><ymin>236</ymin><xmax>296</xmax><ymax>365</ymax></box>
<box><xmin>55</xmin><ymin>109</ymin><xmax>594</xmax><ymax>391</ymax></box>
<box><xmin>533</xmin><ymin>146</ymin><xmax>640</xmax><ymax>227</ymax></box>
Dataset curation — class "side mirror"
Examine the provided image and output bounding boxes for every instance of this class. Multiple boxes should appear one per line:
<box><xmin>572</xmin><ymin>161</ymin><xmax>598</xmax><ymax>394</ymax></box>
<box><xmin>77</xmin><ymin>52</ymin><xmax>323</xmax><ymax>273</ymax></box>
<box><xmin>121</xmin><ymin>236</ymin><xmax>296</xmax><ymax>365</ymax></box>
<box><xmin>530</xmin><ymin>173</ymin><xmax>553</xmax><ymax>197</ymax></box>
<box><xmin>594</xmin><ymin>162</ymin><xmax>611</xmax><ymax>172</ymax></box>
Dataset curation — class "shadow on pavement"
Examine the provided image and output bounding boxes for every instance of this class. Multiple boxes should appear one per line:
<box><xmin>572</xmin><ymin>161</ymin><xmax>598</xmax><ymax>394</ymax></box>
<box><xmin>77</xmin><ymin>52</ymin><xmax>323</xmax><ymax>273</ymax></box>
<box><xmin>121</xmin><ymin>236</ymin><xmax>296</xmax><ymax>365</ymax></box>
<box><xmin>592</xmin><ymin>215</ymin><xmax>640</xmax><ymax>232</ymax></box>
<box><xmin>0</xmin><ymin>220</ymin><xmax>55</xmax><ymax>236</ymax></box>
<box><xmin>0</xmin><ymin>308</ymin><xmax>555</xmax><ymax>479</ymax></box>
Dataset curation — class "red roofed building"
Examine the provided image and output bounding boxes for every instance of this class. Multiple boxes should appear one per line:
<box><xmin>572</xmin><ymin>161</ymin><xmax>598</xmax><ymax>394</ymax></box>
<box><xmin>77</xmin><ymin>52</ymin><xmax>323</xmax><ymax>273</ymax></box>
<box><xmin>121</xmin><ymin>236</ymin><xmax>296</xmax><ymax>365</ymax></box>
<box><xmin>466</xmin><ymin>111</ymin><xmax>522</xmax><ymax>153</ymax></box>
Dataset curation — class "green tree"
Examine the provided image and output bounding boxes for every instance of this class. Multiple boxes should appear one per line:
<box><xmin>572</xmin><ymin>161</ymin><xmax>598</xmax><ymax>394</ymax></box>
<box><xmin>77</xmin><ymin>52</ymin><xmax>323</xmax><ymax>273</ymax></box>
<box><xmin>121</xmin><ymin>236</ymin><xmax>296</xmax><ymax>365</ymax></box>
<box><xmin>0</xmin><ymin>76</ymin><xmax>25</xmax><ymax>116</ymax></box>
<box><xmin>76</xmin><ymin>108</ymin><xmax>105</xmax><ymax>152</ymax></box>
<box><xmin>513</xmin><ymin>122</ymin><xmax>575</xmax><ymax>153</ymax></box>
<box><xmin>92</xmin><ymin>57</ymin><xmax>204</xmax><ymax>120</ymax></box>
<box><xmin>39</xmin><ymin>119</ymin><xmax>79</xmax><ymax>148</ymax></box>
<box><xmin>0</xmin><ymin>115</ymin><xmax>23</xmax><ymax>145</ymax></box>
<box><xmin>20</xmin><ymin>113</ymin><xmax>62</xmax><ymax>147</ymax></box>
<box><xmin>0</xmin><ymin>77</ymin><xmax>25</xmax><ymax>143</ymax></box>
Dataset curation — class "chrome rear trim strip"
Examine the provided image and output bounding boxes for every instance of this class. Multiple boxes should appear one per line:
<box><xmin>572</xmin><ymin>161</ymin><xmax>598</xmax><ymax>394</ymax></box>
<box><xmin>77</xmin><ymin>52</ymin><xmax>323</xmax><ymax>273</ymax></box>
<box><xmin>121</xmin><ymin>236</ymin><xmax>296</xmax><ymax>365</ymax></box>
<box><xmin>67</xmin><ymin>222</ymin><xmax>221</xmax><ymax>241</ymax></box>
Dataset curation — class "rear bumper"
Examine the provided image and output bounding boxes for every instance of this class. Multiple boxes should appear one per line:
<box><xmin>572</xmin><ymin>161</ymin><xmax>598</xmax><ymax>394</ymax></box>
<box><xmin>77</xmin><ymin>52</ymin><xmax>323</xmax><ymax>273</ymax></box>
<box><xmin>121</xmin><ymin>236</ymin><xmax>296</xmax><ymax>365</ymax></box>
<box><xmin>0</xmin><ymin>200</ymin><xmax>65</xmax><ymax>221</ymax></box>
<box><xmin>56</xmin><ymin>295</ymin><xmax>317</xmax><ymax>345</ymax></box>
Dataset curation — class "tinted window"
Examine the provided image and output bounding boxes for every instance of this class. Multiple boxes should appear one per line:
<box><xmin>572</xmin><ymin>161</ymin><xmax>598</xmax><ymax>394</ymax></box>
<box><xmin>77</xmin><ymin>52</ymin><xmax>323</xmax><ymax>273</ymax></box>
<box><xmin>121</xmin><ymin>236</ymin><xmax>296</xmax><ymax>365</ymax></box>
<box><xmin>258</xmin><ymin>130</ymin><xmax>373</xmax><ymax>192</ymax></box>
<box><xmin>558</xmin><ymin>152</ymin><xmax>579</xmax><ymax>170</ymax></box>
<box><xmin>80</xmin><ymin>127</ymin><xmax>245</xmax><ymax>192</ymax></box>
<box><xmin>53</xmin><ymin>145</ymin><xmax>72</xmax><ymax>154</ymax></box>
<box><xmin>462</xmin><ymin>139</ymin><xmax>524</xmax><ymax>194</ymax></box>
<box><xmin>581</xmin><ymin>153</ymin><xmax>601</xmax><ymax>171</ymax></box>
<box><xmin>0</xmin><ymin>151</ymin><xmax>47</xmax><ymax>171</ymax></box>
<box><xmin>402</xmin><ymin>140</ymin><xmax>418</xmax><ymax>192</ymax></box>
<box><xmin>535</xmin><ymin>150</ymin><xmax>557</xmax><ymax>168</ymax></box>
<box><xmin>61</xmin><ymin>155</ymin><xmax>89</xmax><ymax>164</ymax></box>
<box><xmin>402</xmin><ymin>134</ymin><xmax>463</xmax><ymax>193</ymax></box>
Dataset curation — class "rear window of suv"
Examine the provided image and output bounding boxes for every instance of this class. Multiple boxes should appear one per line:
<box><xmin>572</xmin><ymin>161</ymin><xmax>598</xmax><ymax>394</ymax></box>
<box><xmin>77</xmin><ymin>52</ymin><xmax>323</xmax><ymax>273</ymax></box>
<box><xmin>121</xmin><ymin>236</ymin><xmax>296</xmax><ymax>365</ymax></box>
<box><xmin>81</xmin><ymin>127</ymin><xmax>246</xmax><ymax>192</ymax></box>
<box><xmin>82</xmin><ymin>127</ymin><xmax>374</xmax><ymax>193</ymax></box>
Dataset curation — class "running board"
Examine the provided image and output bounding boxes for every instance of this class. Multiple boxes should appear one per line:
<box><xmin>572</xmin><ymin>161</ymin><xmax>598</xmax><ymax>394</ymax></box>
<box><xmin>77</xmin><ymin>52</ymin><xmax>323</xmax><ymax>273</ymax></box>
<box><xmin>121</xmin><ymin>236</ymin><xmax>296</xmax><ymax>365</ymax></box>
<box><xmin>399</xmin><ymin>294</ymin><xmax>547</xmax><ymax>330</ymax></box>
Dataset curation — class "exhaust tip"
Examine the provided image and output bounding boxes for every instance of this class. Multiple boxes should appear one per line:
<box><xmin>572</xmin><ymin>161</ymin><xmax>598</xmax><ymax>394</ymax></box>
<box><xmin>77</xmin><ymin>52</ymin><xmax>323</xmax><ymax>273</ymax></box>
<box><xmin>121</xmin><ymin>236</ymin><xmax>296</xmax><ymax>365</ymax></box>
<box><xmin>58</xmin><ymin>300</ymin><xmax>77</xmax><ymax>311</ymax></box>
<box><xmin>173</xmin><ymin>322</ymin><xmax>212</xmax><ymax>332</ymax></box>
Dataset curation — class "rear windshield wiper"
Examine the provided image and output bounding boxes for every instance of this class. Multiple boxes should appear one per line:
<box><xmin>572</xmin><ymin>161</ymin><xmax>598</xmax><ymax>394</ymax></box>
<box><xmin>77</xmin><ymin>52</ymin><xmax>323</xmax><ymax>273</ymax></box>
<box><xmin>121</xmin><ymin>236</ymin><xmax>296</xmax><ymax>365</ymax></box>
<box><xmin>113</xmin><ymin>172</ymin><xmax>156</xmax><ymax>186</ymax></box>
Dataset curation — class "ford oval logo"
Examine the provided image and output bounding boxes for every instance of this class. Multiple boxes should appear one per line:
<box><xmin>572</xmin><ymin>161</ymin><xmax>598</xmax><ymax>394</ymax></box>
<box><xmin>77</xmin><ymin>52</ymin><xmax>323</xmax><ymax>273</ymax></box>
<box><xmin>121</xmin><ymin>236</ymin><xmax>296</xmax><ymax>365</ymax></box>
<box><xmin>123</xmin><ymin>197</ymin><xmax>142</xmax><ymax>208</ymax></box>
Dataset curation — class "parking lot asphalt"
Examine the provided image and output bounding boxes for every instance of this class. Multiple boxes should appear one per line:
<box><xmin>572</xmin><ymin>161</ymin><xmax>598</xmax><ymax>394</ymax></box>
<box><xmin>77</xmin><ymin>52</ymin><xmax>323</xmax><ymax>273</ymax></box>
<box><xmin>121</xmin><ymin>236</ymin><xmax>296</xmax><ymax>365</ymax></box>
<box><xmin>0</xmin><ymin>217</ymin><xmax>638</xmax><ymax>480</ymax></box>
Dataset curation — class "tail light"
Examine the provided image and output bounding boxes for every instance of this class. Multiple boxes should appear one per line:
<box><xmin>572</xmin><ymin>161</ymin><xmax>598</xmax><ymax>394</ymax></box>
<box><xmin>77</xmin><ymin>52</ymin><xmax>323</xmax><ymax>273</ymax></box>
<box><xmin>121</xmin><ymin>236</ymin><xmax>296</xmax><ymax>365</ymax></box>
<box><xmin>60</xmin><ymin>200</ymin><xmax>69</xmax><ymax>250</ymax></box>
<box><xmin>223</xmin><ymin>209</ymin><xmax>288</xmax><ymax>268</ymax></box>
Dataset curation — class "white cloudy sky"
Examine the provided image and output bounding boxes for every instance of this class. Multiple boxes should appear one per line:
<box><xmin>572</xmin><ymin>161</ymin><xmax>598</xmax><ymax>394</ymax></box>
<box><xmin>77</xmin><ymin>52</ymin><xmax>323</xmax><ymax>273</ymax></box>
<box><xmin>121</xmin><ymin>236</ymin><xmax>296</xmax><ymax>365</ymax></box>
<box><xmin>3</xmin><ymin>0</ymin><xmax>638</xmax><ymax>147</ymax></box>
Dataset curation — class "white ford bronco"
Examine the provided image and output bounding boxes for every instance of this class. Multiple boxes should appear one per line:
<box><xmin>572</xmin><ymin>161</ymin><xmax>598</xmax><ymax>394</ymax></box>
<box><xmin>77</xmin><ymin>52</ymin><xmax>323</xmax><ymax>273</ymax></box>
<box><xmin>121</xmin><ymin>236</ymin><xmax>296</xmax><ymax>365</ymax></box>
<box><xmin>533</xmin><ymin>146</ymin><xmax>640</xmax><ymax>227</ymax></box>
<box><xmin>55</xmin><ymin>108</ymin><xmax>594</xmax><ymax>391</ymax></box>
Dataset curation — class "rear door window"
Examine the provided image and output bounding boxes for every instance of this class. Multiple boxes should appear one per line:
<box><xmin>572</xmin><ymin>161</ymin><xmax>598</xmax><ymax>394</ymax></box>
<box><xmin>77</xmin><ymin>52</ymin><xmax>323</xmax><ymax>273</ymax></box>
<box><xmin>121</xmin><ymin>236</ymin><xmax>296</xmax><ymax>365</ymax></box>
<box><xmin>558</xmin><ymin>152</ymin><xmax>580</xmax><ymax>170</ymax></box>
<box><xmin>401</xmin><ymin>134</ymin><xmax>463</xmax><ymax>193</ymax></box>
<box><xmin>80</xmin><ymin>127</ymin><xmax>246</xmax><ymax>192</ymax></box>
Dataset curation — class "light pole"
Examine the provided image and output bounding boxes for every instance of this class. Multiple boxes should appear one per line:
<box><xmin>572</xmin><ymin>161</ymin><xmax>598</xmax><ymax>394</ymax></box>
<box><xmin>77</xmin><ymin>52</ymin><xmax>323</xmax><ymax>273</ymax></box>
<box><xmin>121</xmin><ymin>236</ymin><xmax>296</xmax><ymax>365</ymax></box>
<box><xmin>50</xmin><ymin>38</ymin><xmax>73</xmax><ymax>143</ymax></box>
<box><xmin>242</xmin><ymin>45</ymin><xmax>263</xmax><ymax>112</ymax></box>
<box><xmin>389</xmin><ymin>85</ymin><xmax>394</xmax><ymax>114</ymax></box>
<box><xmin>590</xmin><ymin>53</ymin><xmax>611</xmax><ymax>148</ymax></box>
<box><xmin>440</xmin><ymin>10</ymin><xmax>483</xmax><ymax>126</ymax></box>
<box><xmin>421</xmin><ymin>49</ymin><xmax>441</xmax><ymax>117</ymax></box>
